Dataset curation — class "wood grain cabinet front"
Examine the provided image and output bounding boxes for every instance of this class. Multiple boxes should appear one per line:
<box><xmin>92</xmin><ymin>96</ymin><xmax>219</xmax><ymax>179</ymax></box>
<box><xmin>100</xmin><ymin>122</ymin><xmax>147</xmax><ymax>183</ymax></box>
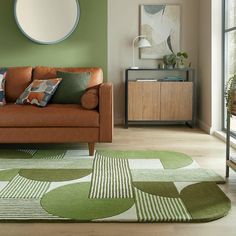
<box><xmin>127</xmin><ymin>81</ymin><xmax>193</xmax><ymax>122</ymax></box>
<box><xmin>160</xmin><ymin>82</ymin><xmax>193</xmax><ymax>121</ymax></box>
<box><xmin>128</xmin><ymin>82</ymin><xmax>161</xmax><ymax>121</ymax></box>
<box><xmin>125</xmin><ymin>68</ymin><xmax>196</xmax><ymax>128</ymax></box>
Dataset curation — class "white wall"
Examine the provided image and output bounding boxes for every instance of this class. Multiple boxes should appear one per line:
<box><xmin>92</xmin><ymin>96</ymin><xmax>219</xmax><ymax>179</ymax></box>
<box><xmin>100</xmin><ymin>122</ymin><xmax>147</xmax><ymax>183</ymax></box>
<box><xmin>108</xmin><ymin>0</ymin><xmax>223</xmax><ymax>132</ymax></box>
<box><xmin>211</xmin><ymin>0</ymin><xmax>222</xmax><ymax>132</ymax></box>
<box><xmin>108</xmin><ymin>0</ymin><xmax>199</xmax><ymax>124</ymax></box>
<box><xmin>198</xmin><ymin>0</ymin><xmax>212</xmax><ymax>133</ymax></box>
<box><xmin>198</xmin><ymin>0</ymin><xmax>222</xmax><ymax>134</ymax></box>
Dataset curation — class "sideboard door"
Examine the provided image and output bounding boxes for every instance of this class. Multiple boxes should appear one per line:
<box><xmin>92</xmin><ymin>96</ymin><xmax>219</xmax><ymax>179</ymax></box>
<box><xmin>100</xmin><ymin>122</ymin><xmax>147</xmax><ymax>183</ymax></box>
<box><xmin>160</xmin><ymin>82</ymin><xmax>193</xmax><ymax>121</ymax></box>
<box><xmin>128</xmin><ymin>82</ymin><xmax>161</xmax><ymax>121</ymax></box>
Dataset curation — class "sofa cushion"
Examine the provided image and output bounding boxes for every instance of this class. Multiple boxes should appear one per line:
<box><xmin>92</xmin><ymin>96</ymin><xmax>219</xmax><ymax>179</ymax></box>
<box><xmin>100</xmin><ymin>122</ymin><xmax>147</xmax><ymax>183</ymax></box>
<box><xmin>16</xmin><ymin>78</ymin><xmax>62</xmax><ymax>107</ymax></box>
<box><xmin>5</xmin><ymin>67</ymin><xmax>33</xmax><ymax>102</ymax></box>
<box><xmin>51</xmin><ymin>71</ymin><xmax>90</xmax><ymax>104</ymax></box>
<box><xmin>0</xmin><ymin>104</ymin><xmax>99</xmax><ymax>127</ymax></box>
<box><xmin>81</xmin><ymin>88</ymin><xmax>99</xmax><ymax>110</ymax></box>
<box><xmin>0</xmin><ymin>68</ymin><xmax>7</xmax><ymax>106</ymax></box>
<box><xmin>33</xmin><ymin>67</ymin><xmax>103</xmax><ymax>88</ymax></box>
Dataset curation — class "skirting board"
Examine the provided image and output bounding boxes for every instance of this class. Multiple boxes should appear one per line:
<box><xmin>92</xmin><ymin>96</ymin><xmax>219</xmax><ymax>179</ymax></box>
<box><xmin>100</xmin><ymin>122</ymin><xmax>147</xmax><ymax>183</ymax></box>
<box><xmin>214</xmin><ymin>131</ymin><xmax>236</xmax><ymax>149</ymax></box>
<box><xmin>198</xmin><ymin>120</ymin><xmax>213</xmax><ymax>135</ymax></box>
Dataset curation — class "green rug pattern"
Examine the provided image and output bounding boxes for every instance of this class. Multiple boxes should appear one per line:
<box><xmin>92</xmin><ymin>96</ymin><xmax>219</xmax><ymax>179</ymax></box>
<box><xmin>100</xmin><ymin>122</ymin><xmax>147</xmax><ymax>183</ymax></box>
<box><xmin>0</xmin><ymin>149</ymin><xmax>231</xmax><ymax>222</ymax></box>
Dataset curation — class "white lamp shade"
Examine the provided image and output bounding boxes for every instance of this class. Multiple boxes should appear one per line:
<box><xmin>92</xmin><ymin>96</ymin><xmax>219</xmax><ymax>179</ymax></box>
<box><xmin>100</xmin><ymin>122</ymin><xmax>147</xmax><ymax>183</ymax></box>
<box><xmin>131</xmin><ymin>36</ymin><xmax>151</xmax><ymax>69</ymax></box>
<box><xmin>137</xmin><ymin>38</ymin><xmax>151</xmax><ymax>48</ymax></box>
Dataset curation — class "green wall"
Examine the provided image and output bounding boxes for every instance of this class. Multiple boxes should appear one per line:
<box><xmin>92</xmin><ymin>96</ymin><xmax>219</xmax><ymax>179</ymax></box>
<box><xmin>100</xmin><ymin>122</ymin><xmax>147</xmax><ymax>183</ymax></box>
<box><xmin>0</xmin><ymin>0</ymin><xmax>107</xmax><ymax>79</ymax></box>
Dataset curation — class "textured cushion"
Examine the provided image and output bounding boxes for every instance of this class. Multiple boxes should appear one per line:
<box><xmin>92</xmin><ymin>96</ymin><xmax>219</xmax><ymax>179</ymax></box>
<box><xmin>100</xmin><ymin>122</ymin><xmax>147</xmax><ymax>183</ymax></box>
<box><xmin>51</xmin><ymin>71</ymin><xmax>91</xmax><ymax>104</ymax></box>
<box><xmin>0</xmin><ymin>68</ymin><xmax>7</xmax><ymax>106</ymax></box>
<box><xmin>81</xmin><ymin>88</ymin><xmax>99</xmax><ymax>110</ymax></box>
<box><xmin>0</xmin><ymin>104</ymin><xmax>99</xmax><ymax>127</ymax></box>
<box><xmin>16</xmin><ymin>78</ymin><xmax>62</xmax><ymax>107</ymax></box>
<box><xmin>5</xmin><ymin>67</ymin><xmax>33</xmax><ymax>102</ymax></box>
<box><xmin>33</xmin><ymin>67</ymin><xmax>103</xmax><ymax>88</ymax></box>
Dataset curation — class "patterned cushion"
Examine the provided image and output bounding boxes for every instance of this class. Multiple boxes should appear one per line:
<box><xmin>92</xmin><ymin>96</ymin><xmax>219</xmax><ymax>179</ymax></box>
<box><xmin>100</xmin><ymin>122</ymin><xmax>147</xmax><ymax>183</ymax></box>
<box><xmin>16</xmin><ymin>78</ymin><xmax>62</xmax><ymax>107</ymax></box>
<box><xmin>0</xmin><ymin>68</ymin><xmax>7</xmax><ymax>106</ymax></box>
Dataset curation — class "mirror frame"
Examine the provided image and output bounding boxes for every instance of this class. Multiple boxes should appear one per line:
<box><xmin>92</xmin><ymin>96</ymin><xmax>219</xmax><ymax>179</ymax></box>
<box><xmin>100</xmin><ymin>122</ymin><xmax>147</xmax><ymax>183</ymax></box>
<box><xmin>14</xmin><ymin>0</ymin><xmax>80</xmax><ymax>45</ymax></box>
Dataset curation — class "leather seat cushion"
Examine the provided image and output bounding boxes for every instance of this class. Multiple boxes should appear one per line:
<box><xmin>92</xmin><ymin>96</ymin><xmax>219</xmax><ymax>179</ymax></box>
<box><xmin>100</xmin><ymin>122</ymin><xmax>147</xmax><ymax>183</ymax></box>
<box><xmin>0</xmin><ymin>104</ymin><xmax>99</xmax><ymax>127</ymax></box>
<box><xmin>33</xmin><ymin>67</ymin><xmax>103</xmax><ymax>88</ymax></box>
<box><xmin>5</xmin><ymin>67</ymin><xmax>33</xmax><ymax>102</ymax></box>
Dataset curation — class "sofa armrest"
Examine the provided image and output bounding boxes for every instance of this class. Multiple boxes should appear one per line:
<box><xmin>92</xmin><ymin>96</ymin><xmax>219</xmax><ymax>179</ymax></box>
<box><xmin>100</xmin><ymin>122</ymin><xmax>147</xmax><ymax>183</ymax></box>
<box><xmin>99</xmin><ymin>83</ymin><xmax>113</xmax><ymax>142</ymax></box>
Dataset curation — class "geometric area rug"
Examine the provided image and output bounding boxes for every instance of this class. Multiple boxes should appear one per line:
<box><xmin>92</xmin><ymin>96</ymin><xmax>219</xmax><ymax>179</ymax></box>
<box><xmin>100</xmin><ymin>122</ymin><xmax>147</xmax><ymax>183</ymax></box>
<box><xmin>0</xmin><ymin>149</ymin><xmax>231</xmax><ymax>223</ymax></box>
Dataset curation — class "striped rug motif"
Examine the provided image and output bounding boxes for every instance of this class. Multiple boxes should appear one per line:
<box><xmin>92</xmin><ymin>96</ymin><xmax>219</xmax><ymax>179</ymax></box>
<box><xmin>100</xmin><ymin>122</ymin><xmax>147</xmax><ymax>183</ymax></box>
<box><xmin>17</xmin><ymin>149</ymin><xmax>37</xmax><ymax>156</ymax></box>
<box><xmin>89</xmin><ymin>152</ymin><xmax>133</xmax><ymax>199</ymax></box>
<box><xmin>0</xmin><ymin>175</ymin><xmax>50</xmax><ymax>199</ymax></box>
<box><xmin>134</xmin><ymin>188</ymin><xmax>192</xmax><ymax>222</ymax></box>
<box><xmin>0</xmin><ymin>199</ymin><xmax>61</xmax><ymax>220</ymax></box>
<box><xmin>33</xmin><ymin>150</ymin><xmax>66</xmax><ymax>160</ymax></box>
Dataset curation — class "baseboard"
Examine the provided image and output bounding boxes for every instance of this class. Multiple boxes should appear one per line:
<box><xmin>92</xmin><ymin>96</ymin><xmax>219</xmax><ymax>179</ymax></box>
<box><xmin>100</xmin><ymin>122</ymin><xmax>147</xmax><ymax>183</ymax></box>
<box><xmin>198</xmin><ymin>120</ymin><xmax>213</xmax><ymax>134</ymax></box>
<box><xmin>214</xmin><ymin>131</ymin><xmax>236</xmax><ymax>149</ymax></box>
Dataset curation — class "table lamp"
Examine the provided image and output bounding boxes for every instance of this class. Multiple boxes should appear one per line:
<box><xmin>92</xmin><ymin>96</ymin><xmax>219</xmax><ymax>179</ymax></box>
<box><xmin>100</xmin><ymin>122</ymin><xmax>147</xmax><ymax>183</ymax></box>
<box><xmin>131</xmin><ymin>35</ymin><xmax>151</xmax><ymax>69</ymax></box>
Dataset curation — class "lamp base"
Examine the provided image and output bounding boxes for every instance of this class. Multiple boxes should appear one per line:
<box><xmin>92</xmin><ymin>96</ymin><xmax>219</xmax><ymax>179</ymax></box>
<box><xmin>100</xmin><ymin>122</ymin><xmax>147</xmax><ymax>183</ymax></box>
<box><xmin>130</xmin><ymin>66</ymin><xmax>139</xmax><ymax>69</ymax></box>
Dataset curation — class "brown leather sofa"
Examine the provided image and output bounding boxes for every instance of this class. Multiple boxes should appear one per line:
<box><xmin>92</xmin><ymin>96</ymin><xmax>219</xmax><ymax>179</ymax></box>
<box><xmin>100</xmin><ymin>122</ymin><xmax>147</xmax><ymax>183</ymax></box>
<box><xmin>0</xmin><ymin>66</ymin><xmax>113</xmax><ymax>156</ymax></box>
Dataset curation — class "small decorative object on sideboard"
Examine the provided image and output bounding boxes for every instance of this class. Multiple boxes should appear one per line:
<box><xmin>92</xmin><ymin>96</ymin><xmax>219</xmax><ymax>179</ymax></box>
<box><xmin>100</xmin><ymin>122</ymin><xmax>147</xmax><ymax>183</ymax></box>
<box><xmin>163</xmin><ymin>54</ymin><xmax>177</xmax><ymax>69</ymax></box>
<box><xmin>159</xmin><ymin>76</ymin><xmax>185</xmax><ymax>82</ymax></box>
<box><xmin>158</xmin><ymin>62</ymin><xmax>165</xmax><ymax>69</ymax></box>
<box><xmin>176</xmin><ymin>51</ymin><xmax>189</xmax><ymax>69</ymax></box>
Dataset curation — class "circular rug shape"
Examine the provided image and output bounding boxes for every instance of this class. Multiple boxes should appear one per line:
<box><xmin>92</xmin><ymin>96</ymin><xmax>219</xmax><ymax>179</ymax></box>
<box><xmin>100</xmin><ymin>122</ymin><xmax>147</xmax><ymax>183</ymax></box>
<box><xmin>19</xmin><ymin>169</ymin><xmax>92</xmax><ymax>182</ymax></box>
<box><xmin>41</xmin><ymin>182</ymin><xmax>134</xmax><ymax>221</ymax></box>
<box><xmin>133</xmin><ymin>182</ymin><xmax>180</xmax><ymax>198</ymax></box>
<box><xmin>97</xmin><ymin>150</ymin><xmax>193</xmax><ymax>169</ymax></box>
<box><xmin>180</xmin><ymin>182</ymin><xmax>231</xmax><ymax>222</ymax></box>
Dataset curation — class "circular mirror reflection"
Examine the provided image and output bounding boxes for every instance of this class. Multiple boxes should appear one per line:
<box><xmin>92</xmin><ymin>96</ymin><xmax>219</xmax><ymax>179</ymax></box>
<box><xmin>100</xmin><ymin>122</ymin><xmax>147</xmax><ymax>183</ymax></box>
<box><xmin>15</xmin><ymin>0</ymin><xmax>80</xmax><ymax>44</ymax></box>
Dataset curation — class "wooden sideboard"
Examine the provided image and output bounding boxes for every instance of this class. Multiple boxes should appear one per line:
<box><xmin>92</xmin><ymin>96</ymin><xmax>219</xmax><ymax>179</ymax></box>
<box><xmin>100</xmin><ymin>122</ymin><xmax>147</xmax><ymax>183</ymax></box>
<box><xmin>125</xmin><ymin>68</ymin><xmax>196</xmax><ymax>128</ymax></box>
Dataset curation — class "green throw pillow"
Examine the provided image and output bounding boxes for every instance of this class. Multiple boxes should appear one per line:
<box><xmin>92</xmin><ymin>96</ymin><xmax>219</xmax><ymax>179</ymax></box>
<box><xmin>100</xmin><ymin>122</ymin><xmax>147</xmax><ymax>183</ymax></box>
<box><xmin>51</xmin><ymin>71</ymin><xmax>91</xmax><ymax>104</ymax></box>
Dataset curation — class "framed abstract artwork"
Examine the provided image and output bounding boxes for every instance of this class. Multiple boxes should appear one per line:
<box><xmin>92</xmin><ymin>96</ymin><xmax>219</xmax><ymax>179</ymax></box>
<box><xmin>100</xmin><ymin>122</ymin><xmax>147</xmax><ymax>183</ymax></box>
<box><xmin>140</xmin><ymin>4</ymin><xmax>181</xmax><ymax>59</ymax></box>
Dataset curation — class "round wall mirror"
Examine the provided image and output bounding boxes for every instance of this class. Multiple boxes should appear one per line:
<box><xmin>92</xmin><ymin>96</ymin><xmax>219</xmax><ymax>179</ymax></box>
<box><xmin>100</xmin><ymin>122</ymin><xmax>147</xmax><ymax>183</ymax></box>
<box><xmin>14</xmin><ymin>0</ymin><xmax>80</xmax><ymax>44</ymax></box>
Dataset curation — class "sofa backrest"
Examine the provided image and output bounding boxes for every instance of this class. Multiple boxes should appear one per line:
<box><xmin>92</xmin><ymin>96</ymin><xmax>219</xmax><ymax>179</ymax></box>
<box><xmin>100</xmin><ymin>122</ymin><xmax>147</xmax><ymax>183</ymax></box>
<box><xmin>5</xmin><ymin>66</ymin><xmax>103</xmax><ymax>103</ymax></box>
<box><xmin>6</xmin><ymin>67</ymin><xmax>33</xmax><ymax>102</ymax></box>
<box><xmin>33</xmin><ymin>67</ymin><xmax>103</xmax><ymax>88</ymax></box>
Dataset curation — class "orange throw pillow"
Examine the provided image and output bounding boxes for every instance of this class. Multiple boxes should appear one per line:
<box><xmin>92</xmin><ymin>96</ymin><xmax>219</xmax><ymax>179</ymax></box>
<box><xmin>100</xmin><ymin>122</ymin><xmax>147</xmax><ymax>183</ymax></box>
<box><xmin>16</xmin><ymin>78</ymin><xmax>62</xmax><ymax>107</ymax></box>
<box><xmin>81</xmin><ymin>88</ymin><xmax>99</xmax><ymax>110</ymax></box>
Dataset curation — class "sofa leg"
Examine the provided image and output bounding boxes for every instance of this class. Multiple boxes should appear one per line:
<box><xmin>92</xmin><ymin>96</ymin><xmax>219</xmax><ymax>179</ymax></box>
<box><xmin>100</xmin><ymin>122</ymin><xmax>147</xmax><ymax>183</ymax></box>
<box><xmin>88</xmin><ymin>143</ymin><xmax>95</xmax><ymax>156</ymax></box>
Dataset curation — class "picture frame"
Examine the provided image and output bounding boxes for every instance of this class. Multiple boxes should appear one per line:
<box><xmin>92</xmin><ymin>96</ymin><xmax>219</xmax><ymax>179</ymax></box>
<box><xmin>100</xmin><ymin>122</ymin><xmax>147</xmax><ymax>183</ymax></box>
<box><xmin>140</xmin><ymin>4</ymin><xmax>181</xmax><ymax>59</ymax></box>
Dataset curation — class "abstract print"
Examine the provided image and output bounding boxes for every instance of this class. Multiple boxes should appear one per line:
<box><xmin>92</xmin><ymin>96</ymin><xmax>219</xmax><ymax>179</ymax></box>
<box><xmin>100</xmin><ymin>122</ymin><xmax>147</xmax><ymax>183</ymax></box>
<box><xmin>141</xmin><ymin>5</ymin><xmax>181</xmax><ymax>59</ymax></box>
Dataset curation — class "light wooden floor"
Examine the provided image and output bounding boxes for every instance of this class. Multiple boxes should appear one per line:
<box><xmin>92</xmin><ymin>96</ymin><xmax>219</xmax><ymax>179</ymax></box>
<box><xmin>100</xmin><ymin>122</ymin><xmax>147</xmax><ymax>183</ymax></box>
<box><xmin>1</xmin><ymin>126</ymin><xmax>236</xmax><ymax>236</ymax></box>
